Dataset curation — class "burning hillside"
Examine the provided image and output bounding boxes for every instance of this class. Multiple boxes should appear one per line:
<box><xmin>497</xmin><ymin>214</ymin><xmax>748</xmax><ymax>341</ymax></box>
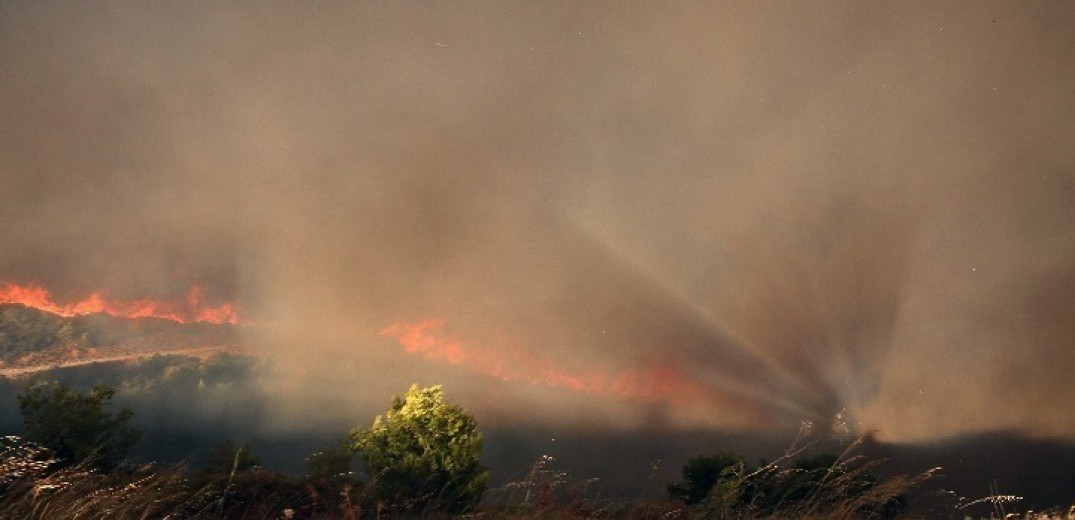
<box><xmin>381</xmin><ymin>319</ymin><xmax>707</xmax><ymax>403</ymax></box>
<box><xmin>0</xmin><ymin>298</ymin><xmax>245</xmax><ymax>378</ymax></box>
<box><xmin>380</xmin><ymin>319</ymin><xmax>773</xmax><ymax>427</ymax></box>
<box><xmin>0</xmin><ymin>283</ymin><xmax>242</xmax><ymax>325</ymax></box>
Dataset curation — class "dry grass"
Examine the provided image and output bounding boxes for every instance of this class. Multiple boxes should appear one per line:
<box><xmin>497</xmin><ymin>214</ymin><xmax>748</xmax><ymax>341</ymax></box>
<box><xmin>0</xmin><ymin>461</ymin><xmax>192</xmax><ymax>519</ymax></box>
<box><xmin>0</xmin><ymin>434</ymin><xmax>1071</xmax><ymax>519</ymax></box>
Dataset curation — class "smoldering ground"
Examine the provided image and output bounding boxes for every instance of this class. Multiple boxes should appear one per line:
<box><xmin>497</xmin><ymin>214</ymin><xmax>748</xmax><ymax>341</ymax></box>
<box><xmin>1</xmin><ymin>0</ymin><xmax>1074</xmax><ymax>482</ymax></box>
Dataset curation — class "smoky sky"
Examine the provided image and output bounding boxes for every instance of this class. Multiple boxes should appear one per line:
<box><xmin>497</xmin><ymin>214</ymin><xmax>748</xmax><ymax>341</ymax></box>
<box><xmin>1</xmin><ymin>2</ymin><xmax>1074</xmax><ymax>442</ymax></box>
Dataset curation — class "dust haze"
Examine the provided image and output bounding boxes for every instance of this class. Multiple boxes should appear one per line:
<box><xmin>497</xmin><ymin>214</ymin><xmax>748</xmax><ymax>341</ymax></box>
<box><xmin>2</xmin><ymin>2</ymin><xmax>1074</xmax><ymax>444</ymax></box>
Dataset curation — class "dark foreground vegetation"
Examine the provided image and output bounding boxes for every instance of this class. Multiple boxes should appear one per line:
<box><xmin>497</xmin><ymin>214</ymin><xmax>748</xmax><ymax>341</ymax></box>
<box><xmin>1</xmin><ymin>381</ymin><xmax>1073</xmax><ymax>519</ymax></box>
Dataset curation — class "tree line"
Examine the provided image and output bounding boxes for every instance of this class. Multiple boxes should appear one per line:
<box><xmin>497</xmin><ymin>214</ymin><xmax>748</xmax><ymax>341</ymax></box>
<box><xmin>5</xmin><ymin>380</ymin><xmax>917</xmax><ymax>518</ymax></box>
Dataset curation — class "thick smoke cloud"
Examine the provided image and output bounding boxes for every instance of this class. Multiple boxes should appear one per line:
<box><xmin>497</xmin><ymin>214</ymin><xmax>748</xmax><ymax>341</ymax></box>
<box><xmin>1</xmin><ymin>2</ymin><xmax>1074</xmax><ymax>443</ymax></box>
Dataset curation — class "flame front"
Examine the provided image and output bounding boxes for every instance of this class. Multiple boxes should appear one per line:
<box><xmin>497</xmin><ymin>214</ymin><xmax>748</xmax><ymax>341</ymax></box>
<box><xmin>0</xmin><ymin>283</ymin><xmax>242</xmax><ymax>325</ymax></box>
<box><xmin>380</xmin><ymin>319</ymin><xmax>708</xmax><ymax>405</ymax></box>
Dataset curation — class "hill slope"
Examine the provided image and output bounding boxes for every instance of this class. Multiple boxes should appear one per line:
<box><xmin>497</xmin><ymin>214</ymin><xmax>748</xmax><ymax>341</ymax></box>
<box><xmin>0</xmin><ymin>304</ymin><xmax>244</xmax><ymax>376</ymax></box>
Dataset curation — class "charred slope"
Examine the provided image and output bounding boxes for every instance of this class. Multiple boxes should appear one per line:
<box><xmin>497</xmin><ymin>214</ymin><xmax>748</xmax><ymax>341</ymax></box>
<box><xmin>0</xmin><ymin>304</ymin><xmax>240</xmax><ymax>368</ymax></box>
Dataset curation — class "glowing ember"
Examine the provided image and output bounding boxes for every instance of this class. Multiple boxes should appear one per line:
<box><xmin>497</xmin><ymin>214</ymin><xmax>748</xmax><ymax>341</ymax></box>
<box><xmin>0</xmin><ymin>283</ymin><xmax>242</xmax><ymax>325</ymax></box>
<box><xmin>380</xmin><ymin>319</ymin><xmax>708</xmax><ymax>405</ymax></box>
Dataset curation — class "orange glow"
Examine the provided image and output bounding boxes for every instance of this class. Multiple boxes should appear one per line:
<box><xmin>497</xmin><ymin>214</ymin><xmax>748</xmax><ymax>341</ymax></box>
<box><xmin>380</xmin><ymin>319</ymin><xmax>708</xmax><ymax>405</ymax></box>
<box><xmin>0</xmin><ymin>282</ymin><xmax>242</xmax><ymax>325</ymax></box>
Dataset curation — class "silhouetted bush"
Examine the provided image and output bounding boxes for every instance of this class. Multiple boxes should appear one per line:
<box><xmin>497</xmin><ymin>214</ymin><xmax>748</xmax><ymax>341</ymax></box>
<box><xmin>17</xmin><ymin>381</ymin><xmax>140</xmax><ymax>472</ymax></box>
<box><xmin>670</xmin><ymin>443</ymin><xmax>917</xmax><ymax>519</ymax></box>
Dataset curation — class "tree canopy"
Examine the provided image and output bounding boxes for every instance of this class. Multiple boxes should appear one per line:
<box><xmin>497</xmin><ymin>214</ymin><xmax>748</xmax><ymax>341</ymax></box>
<box><xmin>668</xmin><ymin>450</ymin><xmax>906</xmax><ymax>519</ymax></box>
<box><xmin>668</xmin><ymin>451</ymin><xmax>748</xmax><ymax>506</ymax></box>
<box><xmin>17</xmin><ymin>381</ymin><xmax>141</xmax><ymax>471</ymax></box>
<box><xmin>350</xmin><ymin>384</ymin><xmax>489</xmax><ymax>513</ymax></box>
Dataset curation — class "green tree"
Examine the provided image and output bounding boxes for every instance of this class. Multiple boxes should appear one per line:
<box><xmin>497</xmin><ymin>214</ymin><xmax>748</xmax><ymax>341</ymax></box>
<box><xmin>668</xmin><ymin>451</ymin><xmax>748</xmax><ymax>506</ymax></box>
<box><xmin>17</xmin><ymin>381</ymin><xmax>141</xmax><ymax>471</ymax></box>
<box><xmin>350</xmin><ymin>384</ymin><xmax>489</xmax><ymax>513</ymax></box>
<box><xmin>671</xmin><ymin>450</ymin><xmax>907</xmax><ymax>519</ymax></box>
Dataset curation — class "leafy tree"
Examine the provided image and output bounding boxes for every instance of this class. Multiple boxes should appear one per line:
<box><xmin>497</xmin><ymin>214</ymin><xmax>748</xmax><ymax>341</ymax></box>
<box><xmin>671</xmin><ymin>450</ymin><xmax>907</xmax><ymax>519</ymax></box>
<box><xmin>17</xmin><ymin>381</ymin><xmax>141</xmax><ymax>471</ymax></box>
<box><xmin>350</xmin><ymin>384</ymin><xmax>489</xmax><ymax>513</ymax></box>
<box><xmin>667</xmin><ymin>451</ymin><xmax>747</xmax><ymax>506</ymax></box>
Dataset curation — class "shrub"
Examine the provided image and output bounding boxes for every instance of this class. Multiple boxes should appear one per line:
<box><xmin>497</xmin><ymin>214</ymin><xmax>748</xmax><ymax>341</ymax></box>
<box><xmin>17</xmin><ymin>381</ymin><xmax>141</xmax><ymax>472</ymax></box>
<box><xmin>671</xmin><ymin>443</ymin><xmax>917</xmax><ymax>519</ymax></box>
<box><xmin>667</xmin><ymin>451</ymin><xmax>748</xmax><ymax>506</ymax></box>
<box><xmin>350</xmin><ymin>384</ymin><xmax>489</xmax><ymax>514</ymax></box>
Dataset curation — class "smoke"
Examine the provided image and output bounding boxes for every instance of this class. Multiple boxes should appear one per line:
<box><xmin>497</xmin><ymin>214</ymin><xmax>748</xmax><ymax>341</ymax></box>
<box><xmin>1</xmin><ymin>1</ymin><xmax>1074</xmax><ymax>444</ymax></box>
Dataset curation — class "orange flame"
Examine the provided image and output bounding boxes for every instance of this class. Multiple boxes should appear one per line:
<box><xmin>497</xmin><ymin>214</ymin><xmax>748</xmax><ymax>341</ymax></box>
<box><xmin>0</xmin><ymin>283</ymin><xmax>242</xmax><ymax>325</ymax></box>
<box><xmin>380</xmin><ymin>319</ymin><xmax>708</xmax><ymax>405</ymax></box>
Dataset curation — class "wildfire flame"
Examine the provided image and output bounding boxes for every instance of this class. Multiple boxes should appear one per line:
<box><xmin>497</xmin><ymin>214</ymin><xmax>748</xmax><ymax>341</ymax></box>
<box><xmin>0</xmin><ymin>283</ymin><xmax>242</xmax><ymax>325</ymax></box>
<box><xmin>380</xmin><ymin>319</ymin><xmax>709</xmax><ymax>405</ymax></box>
